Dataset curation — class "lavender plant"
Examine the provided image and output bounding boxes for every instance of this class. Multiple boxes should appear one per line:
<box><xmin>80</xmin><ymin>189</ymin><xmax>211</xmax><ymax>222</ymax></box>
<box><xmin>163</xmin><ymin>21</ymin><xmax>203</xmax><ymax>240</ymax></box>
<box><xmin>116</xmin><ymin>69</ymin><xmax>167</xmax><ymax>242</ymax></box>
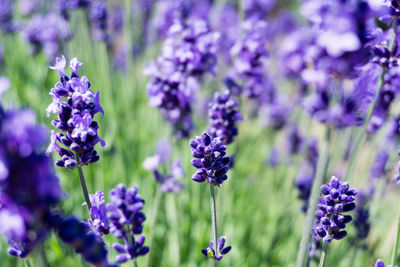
<box><xmin>190</xmin><ymin>132</ymin><xmax>232</xmax><ymax>264</ymax></box>
<box><xmin>46</xmin><ymin>55</ymin><xmax>105</xmax><ymax>213</ymax></box>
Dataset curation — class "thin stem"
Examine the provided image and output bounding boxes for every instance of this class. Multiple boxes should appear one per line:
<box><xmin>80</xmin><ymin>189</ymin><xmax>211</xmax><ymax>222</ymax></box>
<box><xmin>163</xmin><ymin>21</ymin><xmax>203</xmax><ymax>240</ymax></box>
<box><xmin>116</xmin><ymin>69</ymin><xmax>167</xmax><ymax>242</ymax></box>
<box><xmin>210</xmin><ymin>184</ymin><xmax>218</xmax><ymax>267</ymax></box>
<box><xmin>296</xmin><ymin>128</ymin><xmax>331</xmax><ymax>267</ymax></box>
<box><xmin>318</xmin><ymin>243</ymin><xmax>328</xmax><ymax>267</ymax></box>
<box><xmin>75</xmin><ymin>153</ymin><xmax>92</xmax><ymax>212</ymax></box>
<box><xmin>391</xmin><ymin>214</ymin><xmax>400</xmax><ymax>266</ymax></box>
<box><xmin>345</xmin><ymin>22</ymin><xmax>399</xmax><ymax>182</ymax></box>
<box><xmin>145</xmin><ymin>189</ymin><xmax>163</xmax><ymax>267</ymax></box>
<box><xmin>134</xmin><ymin>260</ymin><xmax>139</xmax><ymax>267</ymax></box>
<box><xmin>38</xmin><ymin>244</ymin><xmax>49</xmax><ymax>267</ymax></box>
<box><xmin>24</xmin><ymin>259</ymin><xmax>32</xmax><ymax>267</ymax></box>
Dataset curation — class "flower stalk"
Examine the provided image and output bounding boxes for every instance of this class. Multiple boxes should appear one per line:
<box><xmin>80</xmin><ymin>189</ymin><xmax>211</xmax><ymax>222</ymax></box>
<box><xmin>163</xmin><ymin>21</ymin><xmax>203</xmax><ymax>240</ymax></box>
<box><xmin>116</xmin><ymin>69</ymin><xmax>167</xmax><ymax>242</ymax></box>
<box><xmin>210</xmin><ymin>184</ymin><xmax>218</xmax><ymax>267</ymax></box>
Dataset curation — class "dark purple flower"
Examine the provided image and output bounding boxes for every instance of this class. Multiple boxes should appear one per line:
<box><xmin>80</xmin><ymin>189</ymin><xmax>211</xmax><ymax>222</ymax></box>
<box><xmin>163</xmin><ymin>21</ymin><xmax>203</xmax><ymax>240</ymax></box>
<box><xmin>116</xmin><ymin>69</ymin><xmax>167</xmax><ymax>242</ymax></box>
<box><xmin>0</xmin><ymin>99</ymin><xmax>63</xmax><ymax>258</ymax></box>
<box><xmin>201</xmin><ymin>236</ymin><xmax>231</xmax><ymax>261</ymax></box>
<box><xmin>190</xmin><ymin>132</ymin><xmax>231</xmax><ymax>186</ymax></box>
<box><xmin>312</xmin><ymin>176</ymin><xmax>357</xmax><ymax>243</ymax></box>
<box><xmin>51</xmin><ymin>214</ymin><xmax>109</xmax><ymax>266</ymax></box>
<box><xmin>90</xmin><ymin>1</ymin><xmax>108</xmax><ymax>42</ymax></box>
<box><xmin>107</xmin><ymin>184</ymin><xmax>149</xmax><ymax>263</ymax></box>
<box><xmin>46</xmin><ymin>56</ymin><xmax>105</xmax><ymax>168</ymax></box>
<box><xmin>287</xmin><ymin>124</ymin><xmax>303</xmax><ymax>155</ymax></box>
<box><xmin>208</xmin><ymin>89</ymin><xmax>242</xmax><ymax>145</ymax></box>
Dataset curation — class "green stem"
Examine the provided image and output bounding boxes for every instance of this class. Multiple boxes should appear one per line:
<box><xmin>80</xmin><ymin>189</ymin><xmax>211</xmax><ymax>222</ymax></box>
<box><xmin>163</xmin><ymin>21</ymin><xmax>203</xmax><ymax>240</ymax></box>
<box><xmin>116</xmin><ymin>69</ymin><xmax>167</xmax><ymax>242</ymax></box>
<box><xmin>210</xmin><ymin>184</ymin><xmax>218</xmax><ymax>267</ymax></box>
<box><xmin>145</xmin><ymin>189</ymin><xmax>163</xmax><ymax>267</ymax></box>
<box><xmin>345</xmin><ymin>22</ymin><xmax>399</xmax><ymax>182</ymax></box>
<box><xmin>38</xmin><ymin>244</ymin><xmax>49</xmax><ymax>267</ymax></box>
<box><xmin>296</xmin><ymin>128</ymin><xmax>331</xmax><ymax>267</ymax></box>
<box><xmin>318</xmin><ymin>243</ymin><xmax>328</xmax><ymax>267</ymax></box>
<box><xmin>24</xmin><ymin>259</ymin><xmax>32</xmax><ymax>267</ymax></box>
<box><xmin>75</xmin><ymin>153</ymin><xmax>92</xmax><ymax>212</ymax></box>
<box><xmin>134</xmin><ymin>260</ymin><xmax>139</xmax><ymax>267</ymax></box>
<box><xmin>391</xmin><ymin>214</ymin><xmax>400</xmax><ymax>266</ymax></box>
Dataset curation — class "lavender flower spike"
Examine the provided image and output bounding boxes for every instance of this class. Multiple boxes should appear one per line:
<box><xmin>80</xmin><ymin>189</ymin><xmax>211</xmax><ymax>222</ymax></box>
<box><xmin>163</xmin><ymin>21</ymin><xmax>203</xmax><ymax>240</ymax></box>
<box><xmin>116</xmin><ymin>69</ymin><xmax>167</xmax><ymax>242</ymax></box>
<box><xmin>201</xmin><ymin>236</ymin><xmax>232</xmax><ymax>261</ymax></box>
<box><xmin>46</xmin><ymin>55</ymin><xmax>105</xmax><ymax>168</ymax></box>
<box><xmin>190</xmin><ymin>132</ymin><xmax>231</xmax><ymax>186</ymax></box>
<box><xmin>312</xmin><ymin>176</ymin><xmax>357</xmax><ymax>243</ymax></box>
<box><xmin>208</xmin><ymin>89</ymin><xmax>242</xmax><ymax>145</ymax></box>
<box><xmin>83</xmin><ymin>190</ymin><xmax>109</xmax><ymax>235</ymax></box>
<box><xmin>107</xmin><ymin>184</ymin><xmax>149</xmax><ymax>264</ymax></box>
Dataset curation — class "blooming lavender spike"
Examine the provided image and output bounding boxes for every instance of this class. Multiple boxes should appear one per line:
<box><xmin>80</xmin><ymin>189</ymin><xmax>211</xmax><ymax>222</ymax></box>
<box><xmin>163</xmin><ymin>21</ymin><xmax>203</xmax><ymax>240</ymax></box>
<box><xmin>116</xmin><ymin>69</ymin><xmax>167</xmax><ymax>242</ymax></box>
<box><xmin>190</xmin><ymin>132</ymin><xmax>231</xmax><ymax>186</ymax></box>
<box><xmin>201</xmin><ymin>236</ymin><xmax>231</xmax><ymax>261</ymax></box>
<box><xmin>144</xmin><ymin>20</ymin><xmax>219</xmax><ymax>138</ymax></box>
<box><xmin>230</xmin><ymin>18</ymin><xmax>270</xmax><ymax>100</ymax></box>
<box><xmin>0</xmin><ymin>95</ymin><xmax>63</xmax><ymax>258</ymax></box>
<box><xmin>312</xmin><ymin>176</ymin><xmax>357</xmax><ymax>243</ymax></box>
<box><xmin>208</xmin><ymin>89</ymin><xmax>242</xmax><ymax>145</ymax></box>
<box><xmin>375</xmin><ymin>259</ymin><xmax>389</xmax><ymax>267</ymax></box>
<box><xmin>46</xmin><ymin>56</ymin><xmax>105</xmax><ymax>169</ymax></box>
<box><xmin>107</xmin><ymin>184</ymin><xmax>149</xmax><ymax>263</ymax></box>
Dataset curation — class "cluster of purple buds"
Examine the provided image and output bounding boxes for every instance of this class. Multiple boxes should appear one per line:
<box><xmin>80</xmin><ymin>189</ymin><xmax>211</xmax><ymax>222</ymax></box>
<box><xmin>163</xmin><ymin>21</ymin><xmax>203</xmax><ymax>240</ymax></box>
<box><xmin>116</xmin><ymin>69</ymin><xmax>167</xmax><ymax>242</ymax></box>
<box><xmin>190</xmin><ymin>132</ymin><xmax>231</xmax><ymax>186</ymax></box>
<box><xmin>46</xmin><ymin>55</ymin><xmax>105</xmax><ymax>169</ymax></box>
<box><xmin>312</xmin><ymin>176</ymin><xmax>357</xmax><ymax>243</ymax></box>
<box><xmin>201</xmin><ymin>236</ymin><xmax>231</xmax><ymax>261</ymax></box>
<box><xmin>23</xmin><ymin>13</ymin><xmax>71</xmax><ymax>60</ymax></box>
<box><xmin>230</xmin><ymin>18</ymin><xmax>270</xmax><ymax>100</ymax></box>
<box><xmin>50</xmin><ymin>214</ymin><xmax>109</xmax><ymax>266</ymax></box>
<box><xmin>107</xmin><ymin>184</ymin><xmax>149</xmax><ymax>264</ymax></box>
<box><xmin>143</xmin><ymin>140</ymin><xmax>184</xmax><ymax>194</ymax></box>
<box><xmin>208</xmin><ymin>89</ymin><xmax>242</xmax><ymax>145</ymax></box>
<box><xmin>0</xmin><ymin>95</ymin><xmax>63</xmax><ymax>258</ymax></box>
<box><xmin>372</xmin><ymin>42</ymin><xmax>400</xmax><ymax>69</ymax></box>
<box><xmin>145</xmin><ymin>20</ymin><xmax>219</xmax><ymax>138</ymax></box>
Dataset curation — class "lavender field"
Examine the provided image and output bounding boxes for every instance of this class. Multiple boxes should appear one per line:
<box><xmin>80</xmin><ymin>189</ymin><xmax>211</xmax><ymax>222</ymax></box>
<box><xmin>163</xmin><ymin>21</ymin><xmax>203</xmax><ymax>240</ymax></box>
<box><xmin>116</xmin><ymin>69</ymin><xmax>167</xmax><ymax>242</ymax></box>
<box><xmin>1</xmin><ymin>0</ymin><xmax>400</xmax><ymax>266</ymax></box>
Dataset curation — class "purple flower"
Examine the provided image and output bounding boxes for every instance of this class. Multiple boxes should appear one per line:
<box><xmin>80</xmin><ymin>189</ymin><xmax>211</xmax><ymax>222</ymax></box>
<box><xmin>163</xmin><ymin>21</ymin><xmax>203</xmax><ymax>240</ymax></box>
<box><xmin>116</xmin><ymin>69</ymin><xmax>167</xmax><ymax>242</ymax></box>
<box><xmin>46</xmin><ymin>56</ymin><xmax>105</xmax><ymax>169</ymax></box>
<box><xmin>51</xmin><ymin>214</ymin><xmax>109</xmax><ymax>266</ymax></box>
<box><xmin>90</xmin><ymin>1</ymin><xmax>108</xmax><ymax>42</ymax></box>
<box><xmin>190</xmin><ymin>132</ymin><xmax>231</xmax><ymax>186</ymax></box>
<box><xmin>286</xmin><ymin>124</ymin><xmax>303</xmax><ymax>155</ymax></box>
<box><xmin>144</xmin><ymin>20</ymin><xmax>219</xmax><ymax>138</ymax></box>
<box><xmin>83</xmin><ymin>191</ymin><xmax>109</xmax><ymax>235</ymax></box>
<box><xmin>312</xmin><ymin>176</ymin><xmax>357</xmax><ymax>243</ymax></box>
<box><xmin>208</xmin><ymin>89</ymin><xmax>242</xmax><ymax>145</ymax></box>
<box><xmin>201</xmin><ymin>236</ymin><xmax>232</xmax><ymax>261</ymax></box>
<box><xmin>0</xmin><ymin>100</ymin><xmax>63</xmax><ymax>258</ymax></box>
<box><xmin>353</xmin><ymin>192</ymin><xmax>370</xmax><ymax>240</ymax></box>
<box><xmin>107</xmin><ymin>184</ymin><xmax>149</xmax><ymax>263</ymax></box>
<box><xmin>231</xmin><ymin>18</ymin><xmax>270</xmax><ymax>100</ymax></box>
<box><xmin>375</xmin><ymin>259</ymin><xmax>393</xmax><ymax>267</ymax></box>
<box><xmin>23</xmin><ymin>13</ymin><xmax>71</xmax><ymax>60</ymax></box>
